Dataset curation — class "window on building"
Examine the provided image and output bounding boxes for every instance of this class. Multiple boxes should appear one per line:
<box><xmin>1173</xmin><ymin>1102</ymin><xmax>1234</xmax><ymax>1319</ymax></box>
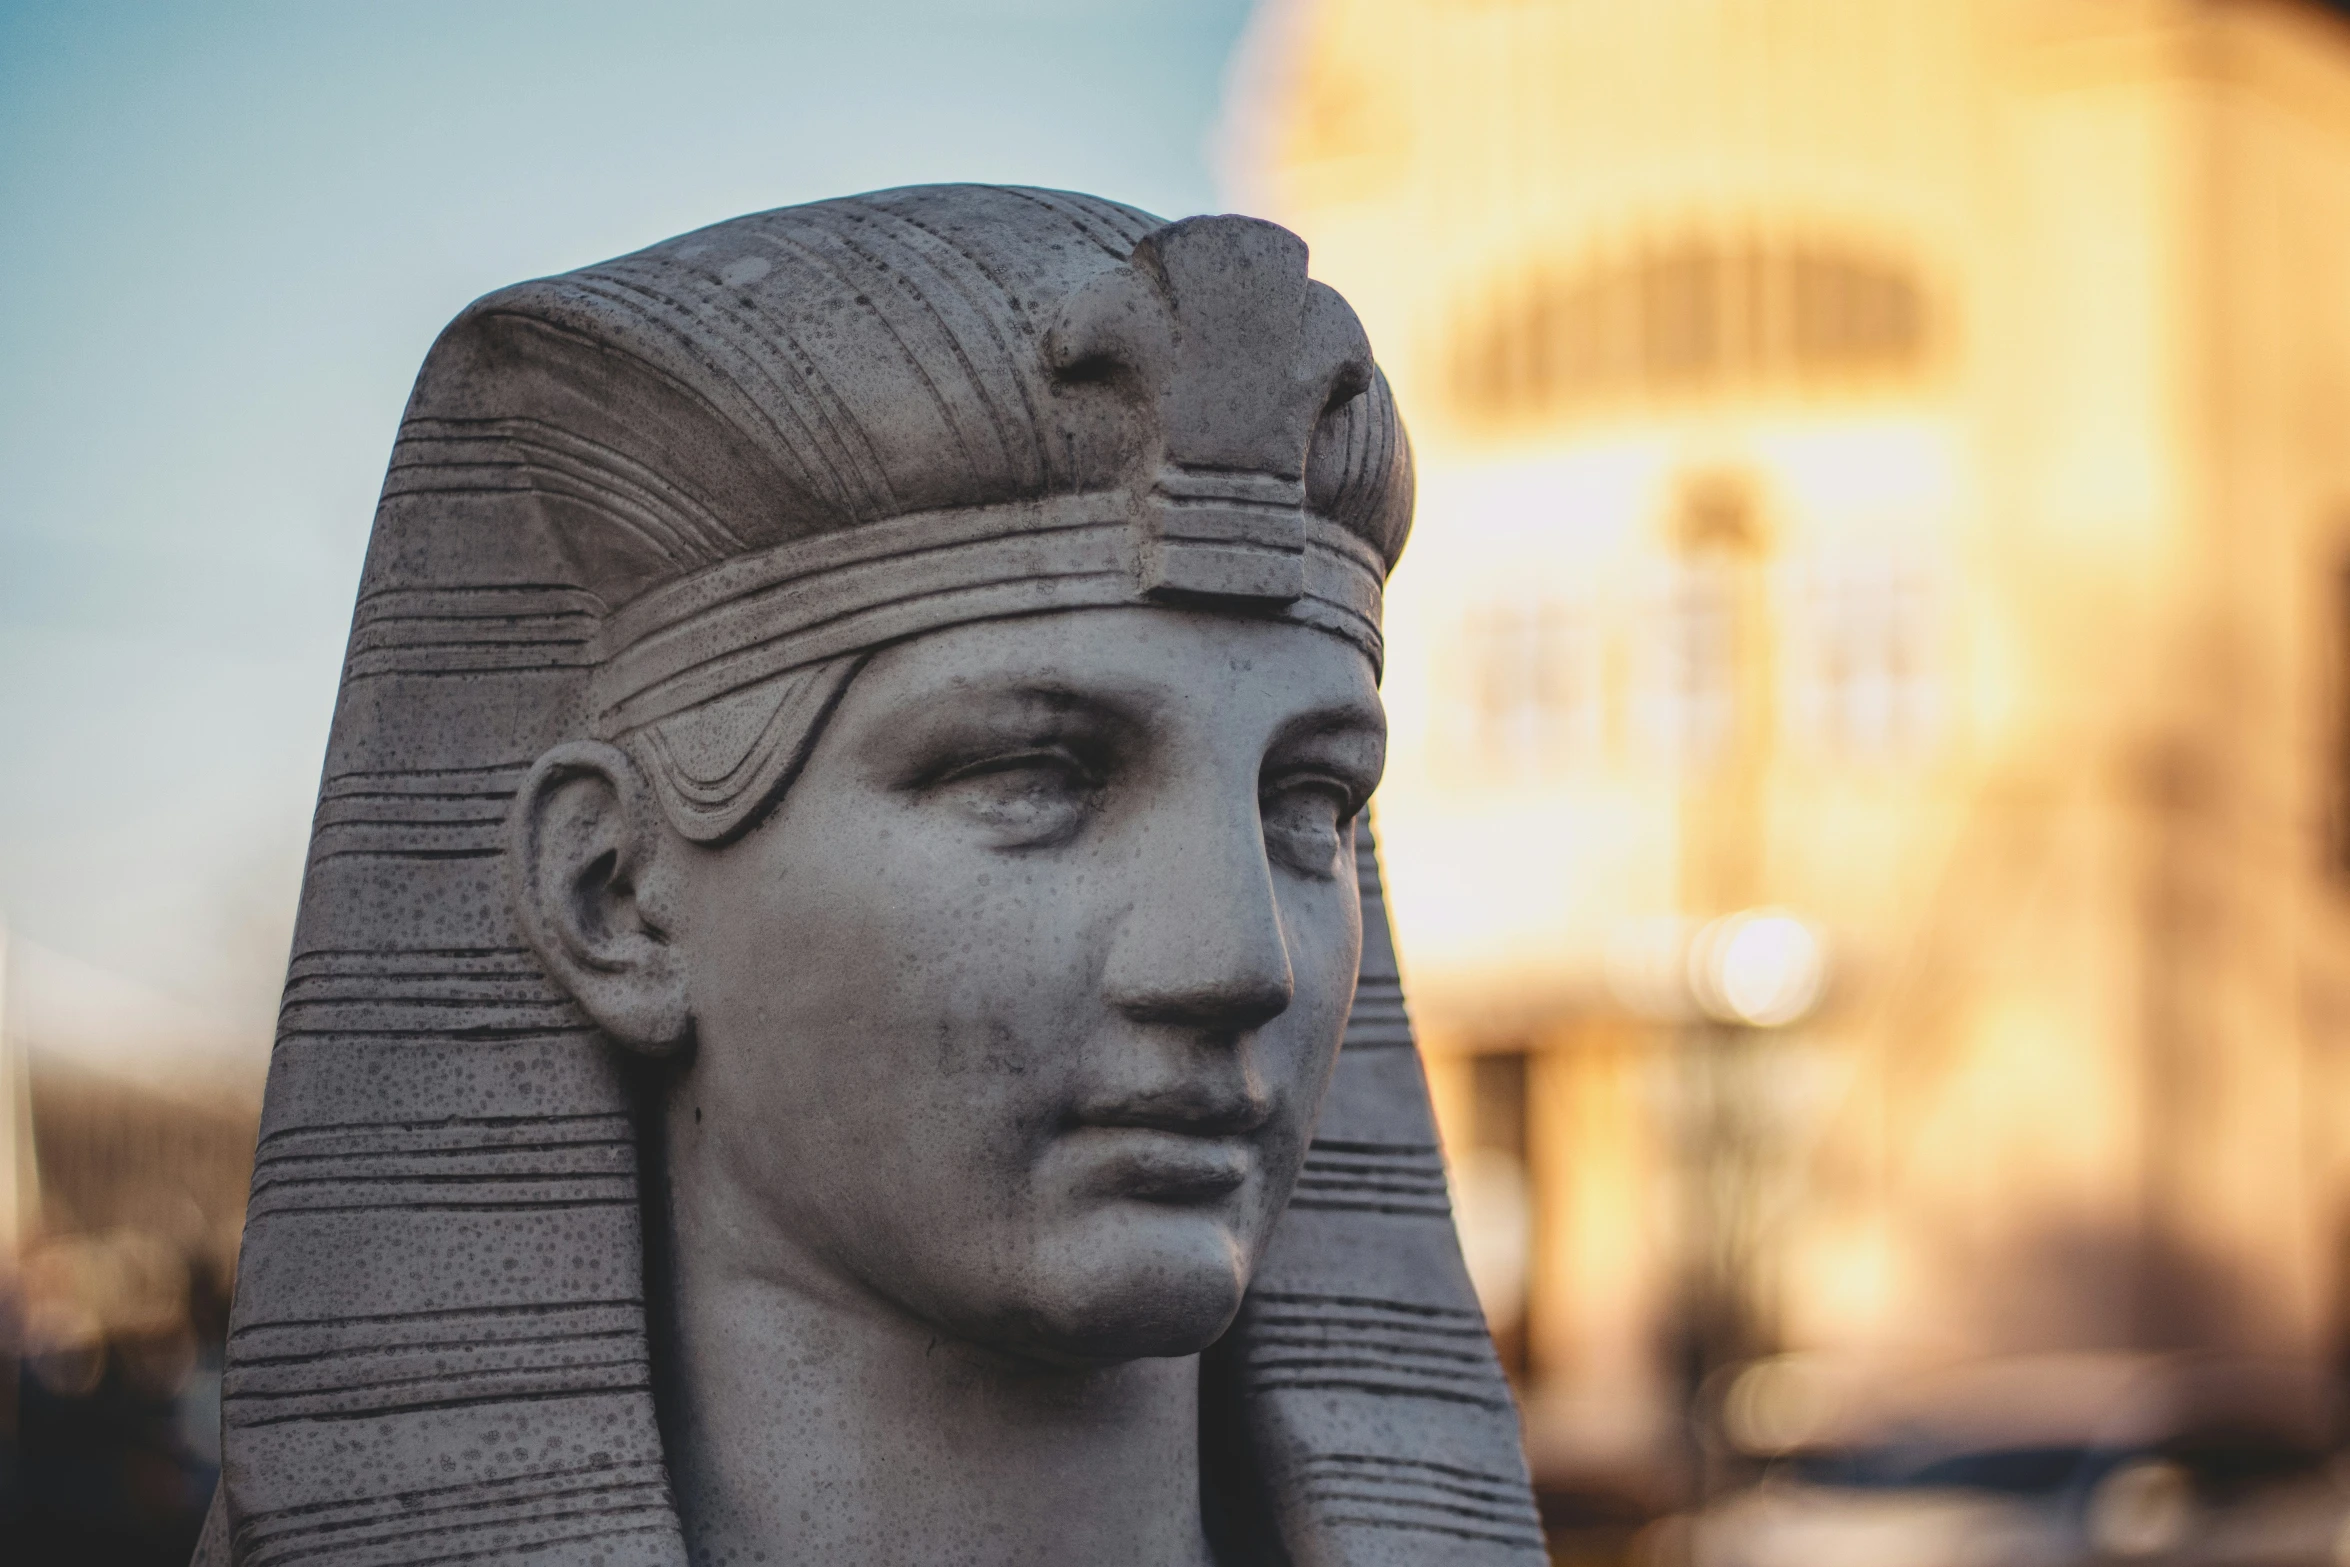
<box><xmin>1464</xmin><ymin>596</ymin><xmax>1606</xmax><ymax>772</ymax></box>
<box><xmin>1793</xmin><ymin>554</ymin><xmax>1938</xmax><ymax>759</ymax></box>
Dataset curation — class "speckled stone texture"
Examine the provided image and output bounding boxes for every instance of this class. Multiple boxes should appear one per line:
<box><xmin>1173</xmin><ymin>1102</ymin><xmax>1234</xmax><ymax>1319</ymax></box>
<box><xmin>199</xmin><ymin>185</ymin><xmax>1542</xmax><ymax>1567</ymax></box>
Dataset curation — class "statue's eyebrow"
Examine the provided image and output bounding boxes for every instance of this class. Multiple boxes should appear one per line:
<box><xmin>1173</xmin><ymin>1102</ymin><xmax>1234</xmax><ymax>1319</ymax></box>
<box><xmin>869</xmin><ymin>680</ymin><xmax>1142</xmax><ymax>774</ymax></box>
<box><xmin>1266</xmin><ymin>699</ymin><xmax>1387</xmax><ymax>753</ymax></box>
<box><xmin>933</xmin><ymin>681</ymin><xmax>1139</xmax><ymax>729</ymax></box>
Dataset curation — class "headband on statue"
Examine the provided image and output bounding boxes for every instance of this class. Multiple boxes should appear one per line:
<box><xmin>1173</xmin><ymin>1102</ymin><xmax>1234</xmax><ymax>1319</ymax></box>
<box><xmin>537</xmin><ymin>214</ymin><xmax>1398</xmax><ymax>843</ymax></box>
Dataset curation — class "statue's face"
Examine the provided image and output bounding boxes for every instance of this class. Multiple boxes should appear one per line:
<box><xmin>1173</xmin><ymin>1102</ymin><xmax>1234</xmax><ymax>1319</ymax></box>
<box><xmin>666</xmin><ymin>606</ymin><xmax>1384</xmax><ymax>1364</ymax></box>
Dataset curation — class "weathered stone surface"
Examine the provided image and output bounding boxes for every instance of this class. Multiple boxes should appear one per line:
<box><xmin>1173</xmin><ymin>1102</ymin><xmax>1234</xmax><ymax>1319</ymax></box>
<box><xmin>201</xmin><ymin>185</ymin><xmax>1540</xmax><ymax>1567</ymax></box>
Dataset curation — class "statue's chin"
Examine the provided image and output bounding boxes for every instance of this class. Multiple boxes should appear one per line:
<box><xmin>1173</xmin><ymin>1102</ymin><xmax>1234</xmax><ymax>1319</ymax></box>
<box><xmin>983</xmin><ymin>1214</ymin><xmax>1254</xmax><ymax>1367</ymax></box>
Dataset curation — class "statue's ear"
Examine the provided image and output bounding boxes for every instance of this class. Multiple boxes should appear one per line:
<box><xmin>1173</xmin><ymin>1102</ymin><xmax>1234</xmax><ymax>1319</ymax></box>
<box><xmin>507</xmin><ymin>740</ymin><xmax>692</xmax><ymax>1057</ymax></box>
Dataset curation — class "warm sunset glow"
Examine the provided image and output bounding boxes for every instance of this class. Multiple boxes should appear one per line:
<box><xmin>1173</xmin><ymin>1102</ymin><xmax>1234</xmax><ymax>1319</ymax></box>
<box><xmin>1229</xmin><ymin>0</ymin><xmax>2350</xmax><ymax>1503</ymax></box>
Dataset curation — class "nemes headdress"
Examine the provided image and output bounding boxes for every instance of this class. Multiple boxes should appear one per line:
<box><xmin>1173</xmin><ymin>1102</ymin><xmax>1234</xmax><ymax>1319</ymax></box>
<box><xmin>205</xmin><ymin>186</ymin><xmax>1542</xmax><ymax>1566</ymax></box>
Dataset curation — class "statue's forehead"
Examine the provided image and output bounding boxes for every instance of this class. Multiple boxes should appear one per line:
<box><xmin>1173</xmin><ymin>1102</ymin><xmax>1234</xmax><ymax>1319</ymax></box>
<box><xmin>839</xmin><ymin>604</ymin><xmax>1387</xmax><ymax>715</ymax></box>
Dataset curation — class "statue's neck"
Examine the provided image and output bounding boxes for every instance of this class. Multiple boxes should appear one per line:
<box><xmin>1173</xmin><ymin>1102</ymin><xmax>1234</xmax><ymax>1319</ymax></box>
<box><xmin>652</xmin><ymin>1111</ymin><xmax>1216</xmax><ymax>1567</ymax></box>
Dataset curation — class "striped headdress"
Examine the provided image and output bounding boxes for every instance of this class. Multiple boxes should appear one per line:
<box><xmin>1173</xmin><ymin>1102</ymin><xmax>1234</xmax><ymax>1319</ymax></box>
<box><xmin>202</xmin><ymin>185</ymin><xmax>1543</xmax><ymax>1567</ymax></box>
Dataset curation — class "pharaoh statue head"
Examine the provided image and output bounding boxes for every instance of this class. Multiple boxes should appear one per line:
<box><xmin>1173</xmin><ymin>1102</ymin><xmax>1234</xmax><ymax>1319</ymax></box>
<box><xmin>201</xmin><ymin>186</ymin><xmax>1541</xmax><ymax>1567</ymax></box>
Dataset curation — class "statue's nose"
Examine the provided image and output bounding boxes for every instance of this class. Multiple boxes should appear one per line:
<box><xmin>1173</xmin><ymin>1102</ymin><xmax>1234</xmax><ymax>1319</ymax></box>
<box><xmin>1099</xmin><ymin>789</ymin><xmax>1295</xmax><ymax>1036</ymax></box>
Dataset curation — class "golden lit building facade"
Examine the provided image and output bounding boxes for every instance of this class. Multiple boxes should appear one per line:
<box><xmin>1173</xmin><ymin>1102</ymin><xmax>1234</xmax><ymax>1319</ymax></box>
<box><xmin>1227</xmin><ymin>0</ymin><xmax>2350</xmax><ymax>1480</ymax></box>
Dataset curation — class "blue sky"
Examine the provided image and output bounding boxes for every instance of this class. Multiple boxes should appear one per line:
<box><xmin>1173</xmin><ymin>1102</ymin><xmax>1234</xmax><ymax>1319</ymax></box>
<box><xmin>0</xmin><ymin>0</ymin><xmax>1262</xmax><ymax>1030</ymax></box>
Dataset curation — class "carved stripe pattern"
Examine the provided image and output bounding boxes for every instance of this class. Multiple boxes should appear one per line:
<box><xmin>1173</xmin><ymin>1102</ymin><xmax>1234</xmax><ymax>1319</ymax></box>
<box><xmin>225</xmin><ymin>1295</ymin><xmax>649</xmax><ymax>1429</ymax></box>
<box><xmin>1289</xmin><ymin>1137</ymin><xmax>1451</xmax><ymax>1218</ymax></box>
<box><xmin>277</xmin><ymin>945</ymin><xmax>585</xmax><ymax>1042</ymax></box>
<box><xmin>244</xmin><ymin>1112</ymin><xmax>632</xmax><ymax>1222</ymax></box>
<box><xmin>999</xmin><ymin>186</ymin><xmax>1159</xmax><ymax>261</ymax></box>
<box><xmin>229</xmin><ymin>1456</ymin><xmax>676</xmax><ymax>1567</ymax></box>
<box><xmin>1240</xmin><ymin>1290</ymin><xmax>1512</xmax><ymax>1410</ymax></box>
<box><xmin>305</xmin><ymin>764</ymin><xmax>527</xmax><ymax>867</ymax></box>
<box><xmin>1341</xmin><ymin>829</ymin><xmax>1416</xmax><ymax>1051</ymax></box>
<box><xmin>1294</xmin><ymin>1453</ymin><xmax>1548</xmax><ymax>1550</ymax></box>
<box><xmin>1340</xmin><ymin>975</ymin><xmax>1414</xmax><ymax>1051</ymax></box>
<box><xmin>387</xmin><ymin>416</ymin><xmax>743</xmax><ymax>569</ymax></box>
<box><xmin>345</xmin><ymin>581</ymin><xmax>607</xmax><ymax>681</ymax></box>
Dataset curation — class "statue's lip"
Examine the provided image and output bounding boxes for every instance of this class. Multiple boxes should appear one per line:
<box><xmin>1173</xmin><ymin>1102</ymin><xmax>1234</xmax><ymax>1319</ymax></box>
<box><xmin>1059</xmin><ymin>1124</ymin><xmax>1251</xmax><ymax>1201</ymax></box>
<box><xmin>1068</xmin><ymin>1094</ymin><xmax>1272</xmax><ymax>1140</ymax></box>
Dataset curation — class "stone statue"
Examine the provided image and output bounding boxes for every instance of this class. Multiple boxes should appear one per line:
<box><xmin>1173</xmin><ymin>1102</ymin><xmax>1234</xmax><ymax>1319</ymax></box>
<box><xmin>199</xmin><ymin>185</ymin><xmax>1542</xmax><ymax>1566</ymax></box>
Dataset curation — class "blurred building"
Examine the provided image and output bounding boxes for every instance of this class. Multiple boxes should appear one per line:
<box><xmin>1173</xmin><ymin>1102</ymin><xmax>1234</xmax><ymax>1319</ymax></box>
<box><xmin>1228</xmin><ymin>0</ymin><xmax>2350</xmax><ymax>1499</ymax></box>
<box><xmin>2</xmin><ymin>929</ymin><xmax>262</xmax><ymax>1561</ymax></box>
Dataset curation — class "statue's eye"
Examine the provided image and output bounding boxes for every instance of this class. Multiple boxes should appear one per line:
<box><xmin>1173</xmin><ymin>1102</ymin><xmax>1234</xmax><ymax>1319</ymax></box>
<box><xmin>1260</xmin><ymin>774</ymin><xmax>1355</xmax><ymax>877</ymax></box>
<box><xmin>932</xmin><ymin>747</ymin><xmax>1099</xmax><ymax>844</ymax></box>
